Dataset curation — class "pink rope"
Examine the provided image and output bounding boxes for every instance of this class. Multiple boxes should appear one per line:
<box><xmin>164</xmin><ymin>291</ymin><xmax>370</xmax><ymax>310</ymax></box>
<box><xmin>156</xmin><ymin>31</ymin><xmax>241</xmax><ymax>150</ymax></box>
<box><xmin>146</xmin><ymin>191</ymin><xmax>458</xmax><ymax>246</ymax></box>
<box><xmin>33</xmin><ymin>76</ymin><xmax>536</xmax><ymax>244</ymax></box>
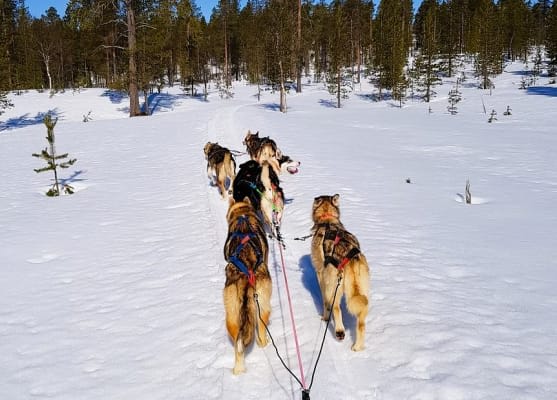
<box><xmin>277</xmin><ymin>241</ymin><xmax>307</xmax><ymax>390</ymax></box>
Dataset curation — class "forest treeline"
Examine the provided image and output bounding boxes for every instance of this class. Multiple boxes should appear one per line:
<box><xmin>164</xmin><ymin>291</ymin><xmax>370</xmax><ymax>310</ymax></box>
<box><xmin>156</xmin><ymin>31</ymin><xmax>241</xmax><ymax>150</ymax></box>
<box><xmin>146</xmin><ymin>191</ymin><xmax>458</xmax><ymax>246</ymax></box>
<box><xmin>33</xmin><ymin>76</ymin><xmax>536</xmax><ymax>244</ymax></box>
<box><xmin>1</xmin><ymin>0</ymin><xmax>557</xmax><ymax>115</ymax></box>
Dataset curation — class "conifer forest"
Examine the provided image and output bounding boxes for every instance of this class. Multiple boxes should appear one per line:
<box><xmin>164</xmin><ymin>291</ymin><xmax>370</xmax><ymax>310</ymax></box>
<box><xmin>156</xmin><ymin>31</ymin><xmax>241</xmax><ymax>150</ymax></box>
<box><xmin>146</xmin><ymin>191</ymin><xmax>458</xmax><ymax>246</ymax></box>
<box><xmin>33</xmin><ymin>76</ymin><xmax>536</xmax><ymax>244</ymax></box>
<box><xmin>1</xmin><ymin>0</ymin><xmax>556</xmax><ymax>116</ymax></box>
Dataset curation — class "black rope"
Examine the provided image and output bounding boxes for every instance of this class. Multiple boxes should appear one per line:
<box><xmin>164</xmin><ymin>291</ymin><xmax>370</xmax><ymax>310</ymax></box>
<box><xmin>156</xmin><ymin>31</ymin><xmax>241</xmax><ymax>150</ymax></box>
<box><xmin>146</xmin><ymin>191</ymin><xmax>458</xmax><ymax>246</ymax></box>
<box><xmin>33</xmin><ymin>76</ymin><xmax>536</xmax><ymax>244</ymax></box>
<box><xmin>254</xmin><ymin>275</ymin><xmax>343</xmax><ymax>399</ymax></box>
<box><xmin>293</xmin><ymin>233</ymin><xmax>313</xmax><ymax>241</ymax></box>
<box><xmin>307</xmin><ymin>275</ymin><xmax>342</xmax><ymax>391</ymax></box>
<box><xmin>254</xmin><ymin>294</ymin><xmax>304</xmax><ymax>389</ymax></box>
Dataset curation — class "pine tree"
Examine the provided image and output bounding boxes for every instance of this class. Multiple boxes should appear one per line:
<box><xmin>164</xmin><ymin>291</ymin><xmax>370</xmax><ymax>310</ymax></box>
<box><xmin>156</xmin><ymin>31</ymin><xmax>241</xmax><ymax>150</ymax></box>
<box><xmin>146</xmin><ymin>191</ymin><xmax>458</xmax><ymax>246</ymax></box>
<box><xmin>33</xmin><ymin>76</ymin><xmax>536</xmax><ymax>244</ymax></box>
<box><xmin>327</xmin><ymin>0</ymin><xmax>352</xmax><ymax>108</ymax></box>
<box><xmin>499</xmin><ymin>0</ymin><xmax>530</xmax><ymax>60</ymax></box>
<box><xmin>414</xmin><ymin>0</ymin><xmax>442</xmax><ymax>102</ymax></box>
<box><xmin>447</xmin><ymin>84</ymin><xmax>461</xmax><ymax>115</ymax></box>
<box><xmin>0</xmin><ymin>91</ymin><xmax>13</xmax><ymax>115</ymax></box>
<box><xmin>32</xmin><ymin>114</ymin><xmax>77</xmax><ymax>197</ymax></box>
<box><xmin>372</xmin><ymin>0</ymin><xmax>413</xmax><ymax>99</ymax></box>
<box><xmin>546</xmin><ymin>0</ymin><xmax>557</xmax><ymax>76</ymax></box>
<box><xmin>469</xmin><ymin>0</ymin><xmax>502</xmax><ymax>90</ymax></box>
<box><xmin>0</xmin><ymin>0</ymin><xmax>17</xmax><ymax>90</ymax></box>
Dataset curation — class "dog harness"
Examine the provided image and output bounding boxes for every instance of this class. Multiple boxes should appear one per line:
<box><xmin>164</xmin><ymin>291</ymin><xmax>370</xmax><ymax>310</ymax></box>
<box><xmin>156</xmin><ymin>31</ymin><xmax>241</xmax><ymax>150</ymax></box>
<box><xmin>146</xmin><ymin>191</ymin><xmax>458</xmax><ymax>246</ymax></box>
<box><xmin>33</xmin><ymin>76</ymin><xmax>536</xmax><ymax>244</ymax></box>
<box><xmin>319</xmin><ymin>223</ymin><xmax>361</xmax><ymax>272</ymax></box>
<box><xmin>227</xmin><ymin>215</ymin><xmax>264</xmax><ymax>287</ymax></box>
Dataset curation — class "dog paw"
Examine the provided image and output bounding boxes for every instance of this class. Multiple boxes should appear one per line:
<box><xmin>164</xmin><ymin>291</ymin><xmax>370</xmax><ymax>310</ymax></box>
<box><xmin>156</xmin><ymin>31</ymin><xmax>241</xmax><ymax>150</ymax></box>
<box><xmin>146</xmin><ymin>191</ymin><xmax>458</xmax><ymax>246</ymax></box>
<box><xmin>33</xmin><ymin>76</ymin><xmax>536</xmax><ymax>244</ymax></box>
<box><xmin>233</xmin><ymin>365</ymin><xmax>246</xmax><ymax>375</ymax></box>
<box><xmin>256</xmin><ymin>336</ymin><xmax>269</xmax><ymax>348</ymax></box>
<box><xmin>335</xmin><ymin>330</ymin><xmax>345</xmax><ymax>341</ymax></box>
<box><xmin>351</xmin><ymin>343</ymin><xmax>365</xmax><ymax>352</ymax></box>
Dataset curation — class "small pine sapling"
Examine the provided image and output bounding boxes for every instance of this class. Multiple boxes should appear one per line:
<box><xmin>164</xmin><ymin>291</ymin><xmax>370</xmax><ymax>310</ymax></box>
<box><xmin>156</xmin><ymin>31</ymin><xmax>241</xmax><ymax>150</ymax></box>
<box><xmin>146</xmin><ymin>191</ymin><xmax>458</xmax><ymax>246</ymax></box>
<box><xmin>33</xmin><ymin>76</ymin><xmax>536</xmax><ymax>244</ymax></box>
<box><xmin>447</xmin><ymin>87</ymin><xmax>461</xmax><ymax>115</ymax></box>
<box><xmin>32</xmin><ymin>114</ymin><xmax>77</xmax><ymax>196</ymax></box>
<box><xmin>488</xmin><ymin>109</ymin><xmax>497</xmax><ymax>123</ymax></box>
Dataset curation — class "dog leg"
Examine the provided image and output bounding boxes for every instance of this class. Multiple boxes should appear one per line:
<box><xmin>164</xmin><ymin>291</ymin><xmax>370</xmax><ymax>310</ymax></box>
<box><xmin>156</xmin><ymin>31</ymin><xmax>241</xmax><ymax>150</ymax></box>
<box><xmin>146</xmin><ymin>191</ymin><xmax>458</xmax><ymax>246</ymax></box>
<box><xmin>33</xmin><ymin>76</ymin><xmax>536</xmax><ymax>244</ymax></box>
<box><xmin>224</xmin><ymin>283</ymin><xmax>244</xmax><ymax>373</ymax></box>
<box><xmin>207</xmin><ymin>165</ymin><xmax>216</xmax><ymax>186</ymax></box>
<box><xmin>255</xmin><ymin>280</ymin><xmax>271</xmax><ymax>348</ymax></box>
<box><xmin>323</xmin><ymin>269</ymin><xmax>345</xmax><ymax>340</ymax></box>
<box><xmin>233</xmin><ymin>339</ymin><xmax>246</xmax><ymax>375</ymax></box>
<box><xmin>331</xmin><ymin>286</ymin><xmax>346</xmax><ymax>341</ymax></box>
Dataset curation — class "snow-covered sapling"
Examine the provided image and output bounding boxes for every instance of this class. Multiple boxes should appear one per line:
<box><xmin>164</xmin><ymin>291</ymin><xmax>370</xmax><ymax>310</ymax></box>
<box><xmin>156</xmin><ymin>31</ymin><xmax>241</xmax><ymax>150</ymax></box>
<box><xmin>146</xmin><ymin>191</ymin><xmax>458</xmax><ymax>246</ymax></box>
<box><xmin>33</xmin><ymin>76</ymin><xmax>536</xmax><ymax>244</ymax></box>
<box><xmin>488</xmin><ymin>109</ymin><xmax>497</xmax><ymax>123</ymax></box>
<box><xmin>465</xmin><ymin>180</ymin><xmax>471</xmax><ymax>204</ymax></box>
<box><xmin>32</xmin><ymin>114</ymin><xmax>77</xmax><ymax>196</ymax></box>
<box><xmin>447</xmin><ymin>87</ymin><xmax>461</xmax><ymax>115</ymax></box>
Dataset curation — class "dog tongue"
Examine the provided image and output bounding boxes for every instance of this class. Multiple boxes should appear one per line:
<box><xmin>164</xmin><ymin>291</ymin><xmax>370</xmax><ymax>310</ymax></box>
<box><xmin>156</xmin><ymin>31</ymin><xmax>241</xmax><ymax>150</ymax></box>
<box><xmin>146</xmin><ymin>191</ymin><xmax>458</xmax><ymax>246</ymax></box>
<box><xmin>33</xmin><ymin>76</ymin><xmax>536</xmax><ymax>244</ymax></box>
<box><xmin>287</xmin><ymin>166</ymin><xmax>299</xmax><ymax>174</ymax></box>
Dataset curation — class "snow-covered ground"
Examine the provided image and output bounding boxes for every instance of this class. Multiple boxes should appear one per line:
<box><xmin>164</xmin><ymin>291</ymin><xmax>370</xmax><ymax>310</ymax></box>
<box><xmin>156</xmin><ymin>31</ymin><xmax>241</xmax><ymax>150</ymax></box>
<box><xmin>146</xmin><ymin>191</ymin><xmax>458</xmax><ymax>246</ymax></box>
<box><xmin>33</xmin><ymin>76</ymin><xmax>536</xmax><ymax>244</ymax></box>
<box><xmin>1</xmin><ymin>62</ymin><xmax>556</xmax><ymax>400</ymax></box>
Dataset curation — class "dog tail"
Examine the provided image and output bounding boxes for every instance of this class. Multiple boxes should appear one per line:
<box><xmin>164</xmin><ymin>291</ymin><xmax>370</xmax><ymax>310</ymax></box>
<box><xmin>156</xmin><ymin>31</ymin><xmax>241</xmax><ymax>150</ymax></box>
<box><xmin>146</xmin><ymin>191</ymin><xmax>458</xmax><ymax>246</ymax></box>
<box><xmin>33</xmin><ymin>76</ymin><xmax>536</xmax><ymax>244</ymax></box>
<box><xmin>348</xmin><ymin>293</ymin><xmax>368</xmax><ymax>316</ymax></box>
<box><xmin>224</xmin><ymin>152</ymin><xmax>236</xmax><ymax>179</ymax></box>
<box><xmin>239</xmin><ymin>283</ymin><xmax>256</xmax><ymax>347</ymax></box>
<box><xmin>346</xmin><ymin>260</ymin><xmax>369</xmax><ymax>317</ymax></box>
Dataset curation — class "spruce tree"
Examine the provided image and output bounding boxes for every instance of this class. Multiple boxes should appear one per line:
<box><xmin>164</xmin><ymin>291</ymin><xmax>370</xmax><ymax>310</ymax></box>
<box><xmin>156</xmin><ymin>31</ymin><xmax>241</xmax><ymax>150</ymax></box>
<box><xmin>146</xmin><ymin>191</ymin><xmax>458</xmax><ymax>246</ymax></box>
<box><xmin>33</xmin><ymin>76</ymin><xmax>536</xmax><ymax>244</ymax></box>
<box><xmin>32</xmin><ymin>114</ymin><xmax>77</xmax><ymax>197</ymax></box>
<box><xmin>414</xmin><ymin>0</ymin><xmax>442</xmax><ymax>102</ymax></box>
<box><xmin>0</xmin><ymin>91</ymin><xmax>13</xmax><ymax>115</ymax></box>
<box><xmin>547</xmin><ymin>1</ymin><xmax>557</xmax><ymax>76</ymax></box>
<box><xmin>373</xmin><ymin>0</ymin><xmax>413</xmax><ymax>98</ymax></box>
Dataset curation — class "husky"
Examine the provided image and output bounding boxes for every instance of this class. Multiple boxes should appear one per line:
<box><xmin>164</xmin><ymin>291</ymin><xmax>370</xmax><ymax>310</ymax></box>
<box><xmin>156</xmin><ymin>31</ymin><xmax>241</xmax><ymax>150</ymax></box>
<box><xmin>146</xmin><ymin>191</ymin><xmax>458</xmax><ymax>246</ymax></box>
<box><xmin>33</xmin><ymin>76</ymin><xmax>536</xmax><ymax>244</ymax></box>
<box><xmin>204</xmin><ymin>142</ymin><xmax>236</xmax><ymax>198</ymax></box>
<box><xmin>243</xmin><ymin>130</ymin><xmax>300</xmax><ymax>176</ymax></box>
<box><xmin>277</xmin><ymin>153</ymin><xmax>301</xmax><ymax>175</ymax></box>
<box><xmin>232</xmin><ymin>160</ymin><xmax>285</xmax><ymax>232</ymax></box>
<box><xmin>223</xmin><ymin>198</ymin><xmax>272</xmax><ymax>374</ymax></box>
<box><xmin>310</xmin><ymin>194</ymin><xmax>370</xmax><ymax>351</ymax></box>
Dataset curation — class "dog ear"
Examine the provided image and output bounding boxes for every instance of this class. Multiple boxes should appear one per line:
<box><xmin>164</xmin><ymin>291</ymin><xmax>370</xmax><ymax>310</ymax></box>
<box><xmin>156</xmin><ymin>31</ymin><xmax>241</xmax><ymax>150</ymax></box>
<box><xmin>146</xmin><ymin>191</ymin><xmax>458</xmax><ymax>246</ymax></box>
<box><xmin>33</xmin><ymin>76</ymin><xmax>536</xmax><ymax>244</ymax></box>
<box><xmin>332</xmin><ymin>194</ymin><xmax>340</xmax><ymax>206</ymax></box>
<box><xmin>242</xmin><ymin>196</ymin><xmax>252</xmax><ymax>205</ymax></box>
<box><xmin>313</xmin><ymin>196</ymin><xmax>324</xmax><ymax>206</ymax></box>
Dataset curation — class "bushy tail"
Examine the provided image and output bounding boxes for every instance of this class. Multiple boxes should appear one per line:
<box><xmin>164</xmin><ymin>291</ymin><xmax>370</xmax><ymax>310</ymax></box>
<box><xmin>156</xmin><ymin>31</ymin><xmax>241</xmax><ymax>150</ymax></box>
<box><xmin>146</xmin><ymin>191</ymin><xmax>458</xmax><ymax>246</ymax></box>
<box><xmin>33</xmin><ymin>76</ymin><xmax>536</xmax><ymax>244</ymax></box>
<box><xmin>239</xmin><ymin>284</ymin><xmax>256</xmax><ymax>347</ymax></box>
<box><xmin>224</xmin><ymin>152</ymin><xmax>236</xmax><ymax>179</ymax></box>
<box><xmin>347</xmin><ymin>293</ymin><xmax>368</xmax><ymax>316</ymax></box>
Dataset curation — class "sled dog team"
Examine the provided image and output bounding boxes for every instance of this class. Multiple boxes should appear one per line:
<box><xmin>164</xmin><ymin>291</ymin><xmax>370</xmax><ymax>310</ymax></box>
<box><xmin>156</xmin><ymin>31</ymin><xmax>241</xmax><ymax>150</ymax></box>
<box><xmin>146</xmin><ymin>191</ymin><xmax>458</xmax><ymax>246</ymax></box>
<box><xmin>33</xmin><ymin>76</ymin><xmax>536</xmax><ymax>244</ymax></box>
<box><xmin>204</xmin><ymin>131</ymin><xmax>370</xmax><ymax>375</ymax></box>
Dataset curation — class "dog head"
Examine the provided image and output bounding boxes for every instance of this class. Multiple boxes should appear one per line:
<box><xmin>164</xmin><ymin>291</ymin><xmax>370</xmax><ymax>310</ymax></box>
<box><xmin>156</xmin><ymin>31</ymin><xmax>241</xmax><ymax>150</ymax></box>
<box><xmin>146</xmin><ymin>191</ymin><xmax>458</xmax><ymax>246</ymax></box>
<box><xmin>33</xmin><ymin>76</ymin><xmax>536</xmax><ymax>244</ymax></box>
<box><xmin>256</xmin><ymin>141</ymin><xmax>281</xmax><ymax>175</ymax></box>
<box><xmin>278</xmin><ymin>154</ymin><xmax>301</xmax><ymax>175</ymax></box>
<box><xmin>312</xmin><ymin>194</ymin><xmax>341</xmax><ymax>224</ymax></box>
<box><xmin>226</xmin><ymin>196</ymin><xmax>255</xmax><ymax>225</ymax></box>
<box><xmin>203</xmin><ymin>142</ymin><xmax>215</xmax><ymax>159</ymax></box>
<box><xmin>243</xmin><ymin>130</ymin><xmax>260</xmax><ymax>157</ymax></box>
<box><xmin>260</xmin><ymin>161</ymin><xmax>285</xmax><ymax>227</ymax></box>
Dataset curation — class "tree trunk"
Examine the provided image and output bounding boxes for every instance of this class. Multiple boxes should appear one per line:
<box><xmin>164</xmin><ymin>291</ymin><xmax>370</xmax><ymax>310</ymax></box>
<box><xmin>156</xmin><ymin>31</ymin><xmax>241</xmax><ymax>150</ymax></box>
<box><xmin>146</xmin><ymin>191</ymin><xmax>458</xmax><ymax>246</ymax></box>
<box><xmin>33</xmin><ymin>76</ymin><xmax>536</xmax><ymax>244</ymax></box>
<box><xmin>296</xmin><ymin>0</ymin><xmax>302</xmax><ymax>93</ymax></box>
<box><xmin>337</xmin><ymin>68</ymin><xmax>341</xmax><ymax>108</ymax></box>
<box><xmin>279</xmin><ymin>60</ymin><xmax>287</xmax><ymax>113</ymax></box>
<box><xmin>126</xmin><ymin>0</ymin><xmax>141</xmax><ymax>117</ymax></box>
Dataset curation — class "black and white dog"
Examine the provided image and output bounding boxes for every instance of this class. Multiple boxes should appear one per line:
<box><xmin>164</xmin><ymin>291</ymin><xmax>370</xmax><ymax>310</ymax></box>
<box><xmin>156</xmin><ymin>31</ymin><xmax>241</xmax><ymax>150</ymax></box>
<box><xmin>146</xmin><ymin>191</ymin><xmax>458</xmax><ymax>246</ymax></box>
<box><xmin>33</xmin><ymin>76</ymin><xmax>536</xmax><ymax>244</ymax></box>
<box><xmin>233</xmin><ymin>160</ymin><xmax>285</xmax><ymax>232</ymax></box>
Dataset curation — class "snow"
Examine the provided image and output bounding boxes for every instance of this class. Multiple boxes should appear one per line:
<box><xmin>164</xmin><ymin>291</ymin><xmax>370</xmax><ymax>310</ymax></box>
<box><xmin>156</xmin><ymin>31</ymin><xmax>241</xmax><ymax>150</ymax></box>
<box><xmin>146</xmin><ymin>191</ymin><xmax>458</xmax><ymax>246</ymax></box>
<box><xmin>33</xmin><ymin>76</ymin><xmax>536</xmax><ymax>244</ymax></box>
<box><xmin>1</xmin><ymin>62</ymin><xmax>557</xmax><ymax>400</ymax></box>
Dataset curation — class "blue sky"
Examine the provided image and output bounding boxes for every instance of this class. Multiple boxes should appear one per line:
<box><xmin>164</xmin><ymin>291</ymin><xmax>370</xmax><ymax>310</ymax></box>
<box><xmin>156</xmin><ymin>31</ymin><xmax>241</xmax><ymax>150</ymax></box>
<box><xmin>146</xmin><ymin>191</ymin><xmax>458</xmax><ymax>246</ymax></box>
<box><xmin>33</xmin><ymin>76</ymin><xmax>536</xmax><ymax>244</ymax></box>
<box><xmin>25</xmin><ymin>0</ymin><xmax>218</xmax><ymax>20</ymax></box>
<box><xmin>26</xmin><ymin>0</ymin><xmax>421</xmax><ymax>21</ymax></box>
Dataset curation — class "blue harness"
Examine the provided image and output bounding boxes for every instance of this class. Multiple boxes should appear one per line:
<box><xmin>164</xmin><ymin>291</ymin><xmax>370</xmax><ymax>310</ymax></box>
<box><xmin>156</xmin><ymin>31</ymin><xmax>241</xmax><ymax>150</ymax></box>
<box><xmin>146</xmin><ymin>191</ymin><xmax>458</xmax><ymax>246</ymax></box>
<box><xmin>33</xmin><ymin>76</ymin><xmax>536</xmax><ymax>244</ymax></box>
<box><xmin>227</xmin><ymin>216</ymin><xmax>263</xmax><ymax>286</ymax></box>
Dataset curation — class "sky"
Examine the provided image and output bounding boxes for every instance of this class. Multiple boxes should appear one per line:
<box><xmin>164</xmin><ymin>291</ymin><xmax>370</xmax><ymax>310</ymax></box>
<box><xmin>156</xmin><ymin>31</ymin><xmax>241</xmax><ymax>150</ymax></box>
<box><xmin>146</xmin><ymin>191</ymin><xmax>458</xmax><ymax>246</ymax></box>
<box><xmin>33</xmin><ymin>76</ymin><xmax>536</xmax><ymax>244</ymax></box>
<box><xmin>25</xmin><ymin>0</ymin><xmax>219</xmax><ymax>20</ymax></box>
<box><xmin>25</xmin><ymin>0</ymin><xmax>424</xmax><ymax>21</ymax></box>
<box><xmin>1</xmin><ymin>58</ymin><xmax>556</xmax><ymax>400</ymax></box>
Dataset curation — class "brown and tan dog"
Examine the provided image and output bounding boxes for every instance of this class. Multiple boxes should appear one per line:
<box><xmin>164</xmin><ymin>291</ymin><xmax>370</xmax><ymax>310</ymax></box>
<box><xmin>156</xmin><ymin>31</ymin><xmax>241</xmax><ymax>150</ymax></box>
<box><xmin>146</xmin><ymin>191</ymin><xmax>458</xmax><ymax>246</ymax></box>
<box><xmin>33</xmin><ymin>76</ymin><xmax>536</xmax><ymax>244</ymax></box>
<box><xmin>223</xmin><ymin>198</ymin><xmax>272</xmax><ymax>374</ymax></box>
<box><xmin>243</xmin><ymin>130</ymin><xmax>281</xmax><ymax>174</ymax></box>
<box><xmin>204</xmin><ymin>142</ymin><xmax>236</xmax><ymax>199</ymax></box>
<box><xmin>310</xmin><ymin>194</ymin><xmax>370</xmax><ymax>351</ymax></box>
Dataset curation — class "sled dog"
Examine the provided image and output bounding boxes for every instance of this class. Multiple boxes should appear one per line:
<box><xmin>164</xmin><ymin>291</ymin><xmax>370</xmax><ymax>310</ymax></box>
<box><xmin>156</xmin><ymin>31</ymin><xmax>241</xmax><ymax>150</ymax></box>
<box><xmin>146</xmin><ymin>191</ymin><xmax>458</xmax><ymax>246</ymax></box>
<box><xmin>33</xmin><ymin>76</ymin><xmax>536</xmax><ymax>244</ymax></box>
<box><xmin>243</xmin><ymin>130</ymin><xmax>300</xmax><ymax>175</ymax></box>
<box><xmin>232</xmin><ymin>160</ymin><xmax>285</xmax><ymax>231</ymax></box>
<box><xmin>223</xmin><ymin>198</ymin><xmax>272</xmax><ymax>374</ymax></box>
<box><xmin>203</xmin><ymin>142</ymin><xmax>236</xmax><ymax>198</ymax></box>
<box><xmin>310</xmin><ymin>194</ymin><xmax>370</xmax><ymax>351</ymax></box>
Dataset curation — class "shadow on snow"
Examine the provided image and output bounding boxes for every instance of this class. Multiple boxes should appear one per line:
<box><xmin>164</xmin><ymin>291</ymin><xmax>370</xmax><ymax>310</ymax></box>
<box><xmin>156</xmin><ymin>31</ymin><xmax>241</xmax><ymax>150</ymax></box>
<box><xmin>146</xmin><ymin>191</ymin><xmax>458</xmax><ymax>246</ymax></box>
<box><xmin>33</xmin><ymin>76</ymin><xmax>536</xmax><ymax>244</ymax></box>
<box><xmin>526</xmin><ymin>86</ymin><xmax>557</xmax><ymax>97</ymax></box>
<box><xmin>0</xmin><ymin>109</ymin><xmax>62</xmax><ymax>132</ymax></box>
